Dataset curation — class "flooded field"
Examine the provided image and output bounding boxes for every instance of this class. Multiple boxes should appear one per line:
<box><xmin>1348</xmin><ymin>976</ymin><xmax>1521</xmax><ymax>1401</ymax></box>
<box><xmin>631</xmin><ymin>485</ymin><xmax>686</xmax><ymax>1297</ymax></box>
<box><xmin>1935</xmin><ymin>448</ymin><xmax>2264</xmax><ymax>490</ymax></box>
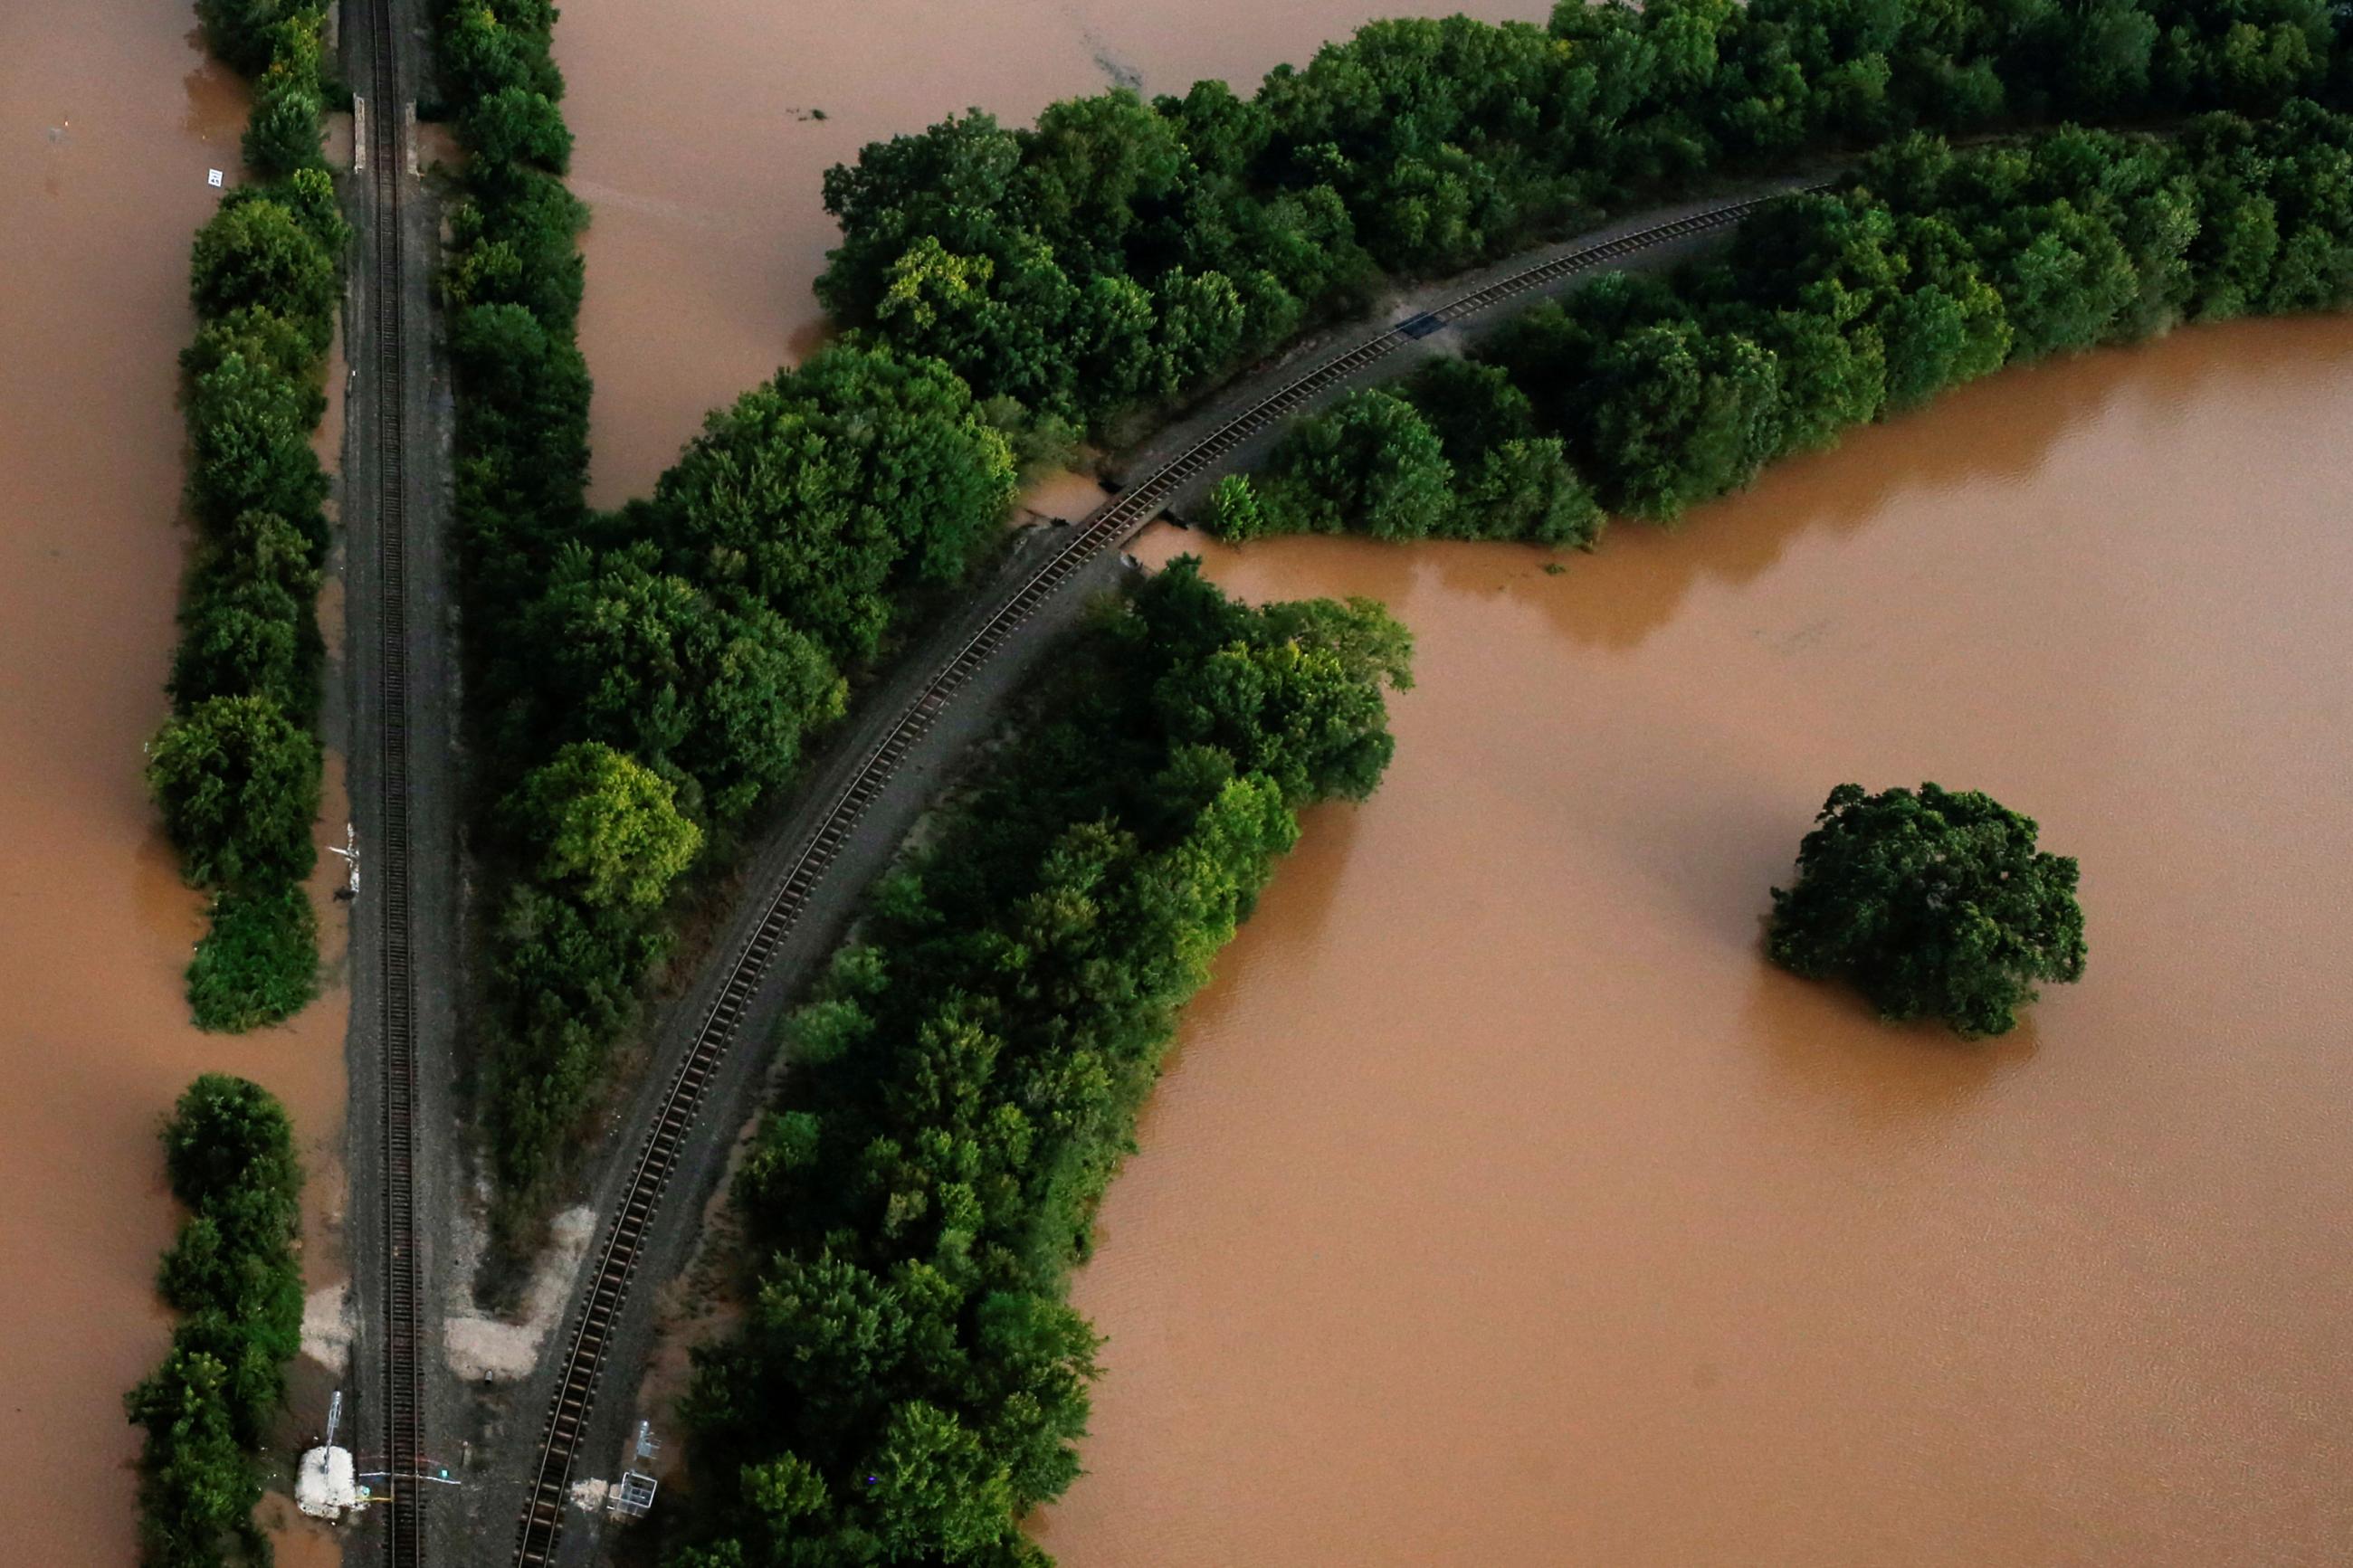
<box><xmin>0</xmin><ymin>7</ymin><xmax>346</xmax><ymax>1560</ymax></box>
<box><xmin>1032</xmin><ymin>317</ymin><xmax>2353</xmax><ymax>1566</ymax></box>
<box><xmin>554</xmin><ymin>0</ymin><xmax>1544</xmax><ymax>504</ymax></box>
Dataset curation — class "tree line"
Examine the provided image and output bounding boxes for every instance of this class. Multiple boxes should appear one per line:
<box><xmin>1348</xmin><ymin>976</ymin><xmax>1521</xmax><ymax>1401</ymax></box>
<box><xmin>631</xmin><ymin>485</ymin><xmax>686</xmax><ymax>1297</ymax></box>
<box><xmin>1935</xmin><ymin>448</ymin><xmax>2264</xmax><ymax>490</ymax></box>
<box><xmin>433</xmin><ymin>1</ymin><xmax>1030</xmax><ymax>1203</ymax></box>
<box><xmin>663</xmin><ymin>563</ymin><xmax>1409</xmax><ymax>1568</ymax></box>
<box><xmin>817</xmin><ymin>0</ymin><xmax>2345</xmax><ymax>435</ymax></box>
<box><xmin>147</xmin><ymin>0</ymin><xmax>348</xmax><ymax>1032</ymax></box>
<box><xmin>124</xmin><ymin>1075</ymin><xmax>306</xmax><ymax>1568</ymax></box>
<box><xmin>1207</xmin><ymin>102</ymin><xmax>2353</xmax><ymax>543</ymax></box>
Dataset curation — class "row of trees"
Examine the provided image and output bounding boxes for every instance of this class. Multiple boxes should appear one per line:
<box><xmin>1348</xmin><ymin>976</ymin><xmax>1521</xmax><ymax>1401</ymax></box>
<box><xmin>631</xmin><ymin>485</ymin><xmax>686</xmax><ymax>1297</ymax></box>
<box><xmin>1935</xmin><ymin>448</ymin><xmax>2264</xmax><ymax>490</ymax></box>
<box><xmin>434</xmin><ymin>3</ymin><xmax>1029</xmax><ymax>1200</ymax></box>
<box><xmin>1207</xmin><ymin>104</ymin><xmax>2353</xmax><ymax>542</ymax></box>
<box><xmin>817</xmin><ymin>0</ymin><xmax>2348</xmax><ymax>432</ymax></box>
<box><xmin>124</xmin><ymin>1075</ymin><xmax>307</xmax><ymax>1567</ymax></box>
<box><xmin>668</xmin><ymin>563</ymin><xmax>1411</xmax><ymax>1567</ymax></box>
<box><xmin>148</xmin><ymin>0</ymin><xmax>347</xmax><ymax>1031</ymax></box>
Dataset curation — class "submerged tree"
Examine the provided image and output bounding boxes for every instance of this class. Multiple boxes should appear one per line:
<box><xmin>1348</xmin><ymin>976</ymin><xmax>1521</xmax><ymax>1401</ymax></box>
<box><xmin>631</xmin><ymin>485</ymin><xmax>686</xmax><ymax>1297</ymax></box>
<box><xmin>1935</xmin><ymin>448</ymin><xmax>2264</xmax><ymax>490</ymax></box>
<box><xmin>1767</xmin><ymin>782</ymin><xmax>2086</xmax><ymax>1037</ymax></box>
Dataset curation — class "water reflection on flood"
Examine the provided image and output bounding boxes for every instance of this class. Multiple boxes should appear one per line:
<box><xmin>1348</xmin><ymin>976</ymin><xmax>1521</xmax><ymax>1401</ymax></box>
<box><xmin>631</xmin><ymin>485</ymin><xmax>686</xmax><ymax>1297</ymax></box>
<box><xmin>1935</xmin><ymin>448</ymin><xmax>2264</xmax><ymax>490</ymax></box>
<box><xmin>1033</xmin><ymin>317</ymin><xmax>2353</xmax><ymax>1567</ymax></box>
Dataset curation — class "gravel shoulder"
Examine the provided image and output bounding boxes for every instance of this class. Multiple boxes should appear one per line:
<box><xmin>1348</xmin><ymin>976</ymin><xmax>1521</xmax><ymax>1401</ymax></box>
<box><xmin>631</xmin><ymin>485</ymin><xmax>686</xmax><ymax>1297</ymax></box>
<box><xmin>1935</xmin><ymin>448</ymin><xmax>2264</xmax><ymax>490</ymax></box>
<box><xmin>338</xmin><ymin>0</ymin><xmax>470</xmax><ymax>1556</ymax></box>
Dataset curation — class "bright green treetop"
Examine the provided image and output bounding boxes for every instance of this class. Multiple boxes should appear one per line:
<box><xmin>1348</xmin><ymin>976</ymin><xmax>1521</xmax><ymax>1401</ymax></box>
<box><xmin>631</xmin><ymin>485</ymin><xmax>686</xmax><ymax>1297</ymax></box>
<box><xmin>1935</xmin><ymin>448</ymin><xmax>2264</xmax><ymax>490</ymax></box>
<box><xmin>508</xmin><ymin>741</ymin><xmax>703</xmax><ymax>910</ymax></box>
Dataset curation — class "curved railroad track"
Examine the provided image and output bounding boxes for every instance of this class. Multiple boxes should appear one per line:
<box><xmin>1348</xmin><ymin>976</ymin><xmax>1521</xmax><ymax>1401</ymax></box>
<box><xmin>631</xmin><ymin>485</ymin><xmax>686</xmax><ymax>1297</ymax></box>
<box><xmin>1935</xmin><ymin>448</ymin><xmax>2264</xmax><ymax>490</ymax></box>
<box><xmin>361</xmin><ymin>0</ymin><xmax>426</xmax><ymax>1560</ymax></box>
<box><xmin>509</xmin><ymin>182</ymin><xmax>1825</xmax><ymax>1566</ymax></box>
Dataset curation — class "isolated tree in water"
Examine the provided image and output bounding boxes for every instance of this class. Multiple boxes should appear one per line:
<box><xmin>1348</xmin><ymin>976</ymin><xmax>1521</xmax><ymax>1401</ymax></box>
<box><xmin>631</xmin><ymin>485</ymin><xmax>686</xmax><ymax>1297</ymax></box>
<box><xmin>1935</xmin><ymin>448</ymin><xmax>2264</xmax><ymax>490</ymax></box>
<box><xmin>1767</xmin><ymin>783</ymin><xmax>2086</xmax><ymax>1037</ymax></box>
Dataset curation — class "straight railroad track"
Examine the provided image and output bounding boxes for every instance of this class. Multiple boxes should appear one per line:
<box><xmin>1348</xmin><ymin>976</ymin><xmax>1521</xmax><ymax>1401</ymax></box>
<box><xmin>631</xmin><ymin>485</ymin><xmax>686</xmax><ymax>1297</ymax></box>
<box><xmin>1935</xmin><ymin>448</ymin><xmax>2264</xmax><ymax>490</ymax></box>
<box><xmin>508</xmin><ymin>181</ymin><xmax>1825</xmax><ymax>1567</ymax></box>
<box><xmin>362</xmin><ymin>0</ymin><xmax>426</xmax><ymax>1559</ymax></box>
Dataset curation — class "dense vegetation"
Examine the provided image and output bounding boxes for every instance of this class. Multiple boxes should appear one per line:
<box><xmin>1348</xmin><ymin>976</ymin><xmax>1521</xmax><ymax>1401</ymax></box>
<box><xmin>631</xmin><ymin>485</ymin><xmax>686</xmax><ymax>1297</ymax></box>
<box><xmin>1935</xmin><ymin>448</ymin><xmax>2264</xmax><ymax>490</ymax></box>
<box><xmin>124</xmin><ymin>1076</ymin><xmax>306</xmax><ymax>1567</ymax></box>
<box><xmin>666</xmin><ymin>564</ymin><xmax>1409</xmax><ymax>1567</ymax></box>
<box><xmin>1770</xmin><ymin>783</ymin><xmax>2086</xmax><ymax>1035</ymax></box>
<box><xmin>433</xmin><ymin>2</ymin><xmax>1029</xmax><ymax>1200</ymax></box>
<box><xmin>445</xmin><ymin>0</ymin><xmax>2352</xmax><ymax>1197</ymax></box>
<box><xmin>152</xmin><ymin>0</ymin><xmax>346</xmax><ymax>1031</ymax></box>
<box><xmin>1208</xmin><ymin>104</ymin><xmax>2353</xmax><ymax>540</ymax></box>
<box><xmin>820</xmin><ymin>0</ymin><xmax>2345</xmax><ymax>432</ymax></box>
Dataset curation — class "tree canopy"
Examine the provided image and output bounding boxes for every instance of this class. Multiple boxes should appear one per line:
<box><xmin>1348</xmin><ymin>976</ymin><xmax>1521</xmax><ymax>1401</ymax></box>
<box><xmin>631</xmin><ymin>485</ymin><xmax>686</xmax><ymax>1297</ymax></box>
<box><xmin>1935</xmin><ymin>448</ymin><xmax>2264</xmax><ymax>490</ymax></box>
<box><xmin>673</xmin><ymin>568</ymin><xmax>1410</xmax><ymax>1567</ymax></box>
<box><xmin>814</xmin><ymin>0</ymin><xmax>2348</xmax><ymax>431</ymax></box>
<box><xmin>1768</xmin><ymin>783</ymin><xmax>2088</xmax><ymax>1036</ymax></box>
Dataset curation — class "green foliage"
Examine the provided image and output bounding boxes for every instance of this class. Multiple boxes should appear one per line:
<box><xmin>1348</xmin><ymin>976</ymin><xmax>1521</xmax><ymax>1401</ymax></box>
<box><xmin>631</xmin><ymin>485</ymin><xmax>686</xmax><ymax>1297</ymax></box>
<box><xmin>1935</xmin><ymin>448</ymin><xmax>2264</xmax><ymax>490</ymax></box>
<box><xmin>243</xmin><ymin>77</ymin><xmax>325</xmax><ymax>179</ymax></box>
<box><xmin>516</xmin><ymin>542</ymin><xmax>848</xmax><ymax>822</ymax></box>
<box><xmin>164</xmin><ymin>5</ymin><xmax>341</xmax><ymax>1037</ymax></box>
<box><xmin>433</xmin><ymin>0</ymin><xmax>1044</xmax><ymax>1194</ymax></box>
<box><xmin>183</xmin><ymin>347</ymin><xmax>329</xmax><ymax>537</ymax></box>
<box><xmin>1222</xmin><ymin>109</ymin><xmax>2353</xmax><ymax>545</ymax></box>
<box><xmin>647</xmin><ymin>345</ymin><xmax>1019</xmax><ymax>660</ymax></box>
<box><xmin>675</xmin><ymin>570</ymin><xmax>1407</xmax><ymax>1567</ymax></box>
<box><xmin>815</xmin><ymin>0</ymin><xmax>2353</xmax><ymax>431</ymax></box>
<box><xmin>190</xmin><ymin>192</ymin><xmax>341</xmax><ymax>353</ymax></box>
<box><xmin>148</xmin><ymin>695</ymin><xmax>320</xmax><ymax>894</ymax></box>
<box><xmin>1769</xmin><ymin>783</ymin><xmax>2088</xmax><ymax>1036</ymax></box>
<box><xmin>129</xmin><ymin>1076</ymin><xmax>303</xmax><ymax>1565</ymax></box>
<box><xmin>462</xmin><ymin>85</ymin><xmax>575</xmax><ymax>177</ymax></box>
<box><xmin>161</xmin><ymin>1075</ymin><xmax>301</xmax><ymax>1210</ymax></box>
<box><xmin>1203</xmin><ymin>473</ymin><xmax>1267</xmax><ymax>541</ymax></box>
<box><xmin>186</xmin><ymin>886</ymin><xmax>320</xmax><ymax>1032</ymax></box>
<box><xmin>1240</xmin><ymin>390</ymin><xmax>1456</xmax><ymax>542</ymax></box>
<box><xmin>195</xmin><ymin>0</ymin><xmax>326</xmax><ymax>78</ymax></box>
<box><xmin>508</xmin><ymin>742</ymin><xmax>704</xmax><ymax>908</ymax></box>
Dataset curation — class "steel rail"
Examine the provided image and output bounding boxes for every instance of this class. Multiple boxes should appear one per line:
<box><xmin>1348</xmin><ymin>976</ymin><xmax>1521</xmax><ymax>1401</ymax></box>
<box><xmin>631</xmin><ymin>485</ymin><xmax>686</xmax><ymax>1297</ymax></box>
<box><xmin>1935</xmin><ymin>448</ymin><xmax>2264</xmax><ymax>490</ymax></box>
<box><xmin>364</xmin><ymin>0</ymin><xmax>425</xmax><ymax>1560</ymax></box>
<box><xmin>509</xmin><ymin>183</ymin><xmax>1820</xmax><ymax>1566</ymax></box>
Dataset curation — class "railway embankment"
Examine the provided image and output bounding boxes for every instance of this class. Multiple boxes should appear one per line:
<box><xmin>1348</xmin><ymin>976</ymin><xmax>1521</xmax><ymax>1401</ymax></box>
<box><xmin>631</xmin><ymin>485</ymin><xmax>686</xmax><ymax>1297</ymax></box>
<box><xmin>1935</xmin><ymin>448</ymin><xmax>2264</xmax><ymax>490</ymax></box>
<box><xmin>337</xmin><ymin>0</ymin><xmax>465</xmax><ymax>1561</ymax></box>
<box><xmin>481</xmin><ymin>185</ymin><xmax>1805</xmax><ymax>1565</ymax></box>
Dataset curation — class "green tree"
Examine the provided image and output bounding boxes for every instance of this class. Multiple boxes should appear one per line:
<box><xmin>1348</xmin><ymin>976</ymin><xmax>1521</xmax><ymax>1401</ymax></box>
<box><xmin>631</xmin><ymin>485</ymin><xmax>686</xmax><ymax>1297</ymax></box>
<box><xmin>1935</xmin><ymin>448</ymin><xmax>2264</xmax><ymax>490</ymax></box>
<box><xmin>148</xmin><ymin>695</ymin><xmax>320</xmax><ymax>892</ymax></box>
<box><xmin>1203</xmin><ymin>473</ymin><xmax>1268</xmax><ymax>541</ymax></box>
<box><xmin>507</xmin><ymin>742</ymin><xmax>703</xmax><ymax>909</ymax></box>
<box><xmin>1767</xmin><ymin>782</ymin><xmax>2087</xmax><ymax>1037</ymax></box>
<box><xmin>195</xmin><ymin>0</ymin><xmax>324</xmax><ymax>77</ymax></box>
<box><xmin>867</xmin><ymin>1400</ymin><xmax>1015</xmax><ymax>1560</ymax></box>
<box><xmin>521</xmin><ymin>542</ymin><xmax>847</xmax><ymax>821</ymax></box>
<box><xmin>124</xmin><ymin>1347</ymin><xmax>266</xmax><ymax>1568</ymax></box>
<box><xmin>190</xmin><ymin>192</ymin><xmax>340</xmax><ymax>349</ymax></box>
<box><xmin>160</xmin><ymin>1073</ymin><xmax>302</xmax><ymax>1212</ymax></box>
<box><xmin>1254</xmin><ymin>389</ymin><xmax>1455</xmax><ymax>541</ymax></box>
<box><xmin>462</xmin><ymin>85</ymin><xmax>575</xmax><ymax>176</ymax></box>
<box><xmin>186</xmin><ymin>885</ymin><xmax>320</xmax><ymax>1032</ymax></box>
<box><xmin>184</xmin><ymin>348</ymin><xmax>329</xmax><ymax>537</ymax></box>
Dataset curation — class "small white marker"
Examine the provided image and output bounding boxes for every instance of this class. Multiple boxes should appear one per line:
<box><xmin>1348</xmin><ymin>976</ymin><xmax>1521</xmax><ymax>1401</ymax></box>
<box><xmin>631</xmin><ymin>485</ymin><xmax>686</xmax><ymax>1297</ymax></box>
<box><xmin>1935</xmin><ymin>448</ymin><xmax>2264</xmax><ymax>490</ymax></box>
<box><xmin>206</xmin><ymin>167</ymin><xmax>224</xmax><ymax>187</ymax></box>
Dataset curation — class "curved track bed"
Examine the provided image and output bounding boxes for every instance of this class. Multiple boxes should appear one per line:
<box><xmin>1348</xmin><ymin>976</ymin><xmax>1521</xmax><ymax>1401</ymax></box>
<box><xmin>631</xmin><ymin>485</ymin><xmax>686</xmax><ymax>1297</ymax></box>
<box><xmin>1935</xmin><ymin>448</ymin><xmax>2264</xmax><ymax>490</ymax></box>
<box><xmin>509</xmin><ymin>181</ymin><xmax>1827</xmax><ymax>1566</ymax></box>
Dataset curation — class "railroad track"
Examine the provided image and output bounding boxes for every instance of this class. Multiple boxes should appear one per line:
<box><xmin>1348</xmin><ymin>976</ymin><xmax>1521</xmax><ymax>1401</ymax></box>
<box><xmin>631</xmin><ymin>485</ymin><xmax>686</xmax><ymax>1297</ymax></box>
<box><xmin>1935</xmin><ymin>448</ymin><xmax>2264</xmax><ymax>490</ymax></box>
<box><xmin>362</xmin><ymin>0</ymin><xmax>425</xmax><ymax>1561</ymax></box>
<box><xmin>509</xmin><ymin>182</ymin><xmax>1821</xmax><ymax>1567</ymax></box>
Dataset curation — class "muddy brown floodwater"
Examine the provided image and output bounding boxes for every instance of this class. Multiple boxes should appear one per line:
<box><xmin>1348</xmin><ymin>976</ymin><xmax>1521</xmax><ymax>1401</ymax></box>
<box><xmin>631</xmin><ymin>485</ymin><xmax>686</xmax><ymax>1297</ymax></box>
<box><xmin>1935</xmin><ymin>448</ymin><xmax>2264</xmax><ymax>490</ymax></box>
<box><xmin>1030</xmin><ymin>317</ymin><xmax>2353</xmax><ymax>1567</ymax></box>
<box><xmin>554</xmin><ymin>0</ymin><xmax>1546</xmax><ymax>505</ymax></box>
<box><xmin>0</xmin><ymin>7</ymin><xmax>346</xmax><ymax>1562</ymax></box>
